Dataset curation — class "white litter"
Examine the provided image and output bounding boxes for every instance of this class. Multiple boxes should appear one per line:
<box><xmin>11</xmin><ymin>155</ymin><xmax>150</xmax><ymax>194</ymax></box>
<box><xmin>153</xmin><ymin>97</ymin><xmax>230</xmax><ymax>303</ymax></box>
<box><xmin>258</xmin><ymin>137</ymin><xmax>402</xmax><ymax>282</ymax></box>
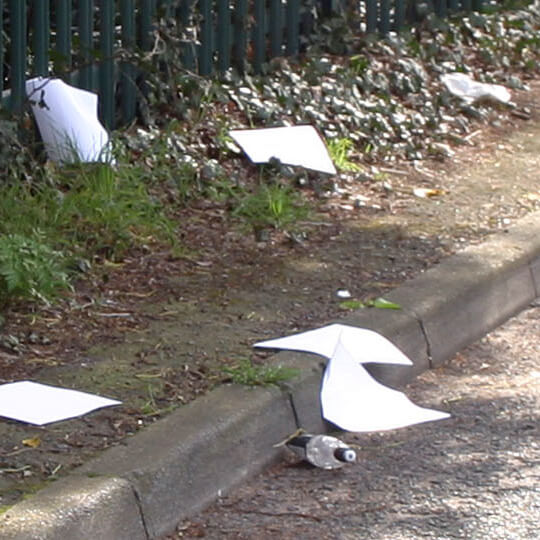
<box><xmin>26</xmin><ymin>77</ymin><xmax>113</xmax><ymax>164</ymax></box>
<box><xmin>441</xmin><ymin>72</ymin><xmax>511</xmax><ymax>104</ymax></box>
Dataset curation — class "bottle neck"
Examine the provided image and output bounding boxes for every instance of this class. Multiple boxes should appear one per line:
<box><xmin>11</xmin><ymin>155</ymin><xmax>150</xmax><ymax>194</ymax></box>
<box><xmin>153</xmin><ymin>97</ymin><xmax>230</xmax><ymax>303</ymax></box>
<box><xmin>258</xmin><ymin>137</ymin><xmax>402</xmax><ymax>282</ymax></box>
<box><xmin>334</xmin><ymin>447</ymin><xmax>356</xmax><ymax>463</ymax></box>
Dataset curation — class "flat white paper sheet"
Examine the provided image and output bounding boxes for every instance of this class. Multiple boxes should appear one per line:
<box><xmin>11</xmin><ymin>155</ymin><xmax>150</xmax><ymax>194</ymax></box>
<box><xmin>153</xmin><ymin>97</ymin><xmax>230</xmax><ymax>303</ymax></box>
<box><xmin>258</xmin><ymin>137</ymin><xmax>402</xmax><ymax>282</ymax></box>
<box><xmin>26</xmin><ymin>77</ymin><xmax>113</xmax><ymax>164</ymax></box>
<box><xmin>441</xmin><ymin>72</ymin><xmax>511</xmax><ymax>104</ymax></box>
<box><xmin>321</xmin><ymin>339</ymin><xmax>450</xmax><ymax>432</ymax></box>
<box><xmin>0</xmin><ymin>381</ymin><xmax>121</xmax><ymax>426</ymax></box>
<box><xmin>229</xmin><ymin>125</ymin><xmax>337</xmax><ymax>174</ymax></box>
<box><xmin>255</xmin><ymin>324</ymin><xmax>413</xmax><ymax>366</ymax></box>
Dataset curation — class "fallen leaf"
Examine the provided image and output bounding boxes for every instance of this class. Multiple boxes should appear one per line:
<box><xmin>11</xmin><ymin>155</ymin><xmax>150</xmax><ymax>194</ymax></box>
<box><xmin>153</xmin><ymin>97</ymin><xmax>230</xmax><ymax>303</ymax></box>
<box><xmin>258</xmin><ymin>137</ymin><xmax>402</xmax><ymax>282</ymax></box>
<box><xmin>368</xmin><ymin>297</ymin><xmax>402</xmax><ymax>310</ymax></box>
<box><xmin>339</xmin><ymin>300</ymin><xmax>365</xmax><ymax>310</ymax></box>
<box><xmin>22</xmin><ymin>436</ymin><xmax>41</xmax><ymax>448</ymax></box>
<box><xmin>413</xmin><ymin>187</ymin><xmax>445</xmax><ymax>198</ymax></box>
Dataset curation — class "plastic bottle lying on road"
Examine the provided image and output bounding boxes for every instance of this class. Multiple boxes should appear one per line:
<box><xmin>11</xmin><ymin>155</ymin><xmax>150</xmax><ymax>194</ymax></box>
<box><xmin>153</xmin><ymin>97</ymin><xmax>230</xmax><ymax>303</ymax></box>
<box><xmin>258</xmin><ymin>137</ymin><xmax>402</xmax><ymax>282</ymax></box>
<box><xmin>286</xmin><ymin>434</ymin><xmax>356</xmax><ymax>470</ymax></box>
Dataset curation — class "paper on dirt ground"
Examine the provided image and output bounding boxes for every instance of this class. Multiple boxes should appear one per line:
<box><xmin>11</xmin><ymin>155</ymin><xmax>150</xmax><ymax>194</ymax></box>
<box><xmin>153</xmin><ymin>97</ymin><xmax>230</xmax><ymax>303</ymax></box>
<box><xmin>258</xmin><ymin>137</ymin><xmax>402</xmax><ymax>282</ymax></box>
<box><xmin>321</xmin><ymin>338</ymin><xmax>450</xmax><ymax>432</ymax></box>
<box><xmin>229</xmin><ymin>125</ymin><xmax>337</xmax><ymax>174</ymax></box>
<box><xmin>254</xmin><ymin>323</ymin><xmax>413</xmax><ymax>366</ymax></box>
<box><xmin>26</xmin><ymin>77</ymin><xmax>113</xmax><ymax>164</ymax></box>
<box><xmin>0</xmin><ymin>381</ymin><xmax>121</xmax><ymax>425</ymax></box>
<box><xmin>441</xmin><ymin>72</ymin><xmax>511</xmax><ymax>104</ymax></box>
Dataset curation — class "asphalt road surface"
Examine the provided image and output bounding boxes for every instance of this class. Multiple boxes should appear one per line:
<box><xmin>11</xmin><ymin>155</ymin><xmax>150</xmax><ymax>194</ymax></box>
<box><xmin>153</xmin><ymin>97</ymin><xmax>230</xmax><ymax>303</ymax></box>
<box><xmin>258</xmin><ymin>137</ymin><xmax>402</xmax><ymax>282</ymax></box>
<box><xmin>168</xmin><ymin>302</ymin><xmax>540</xmax><ymax>540</ymax></box>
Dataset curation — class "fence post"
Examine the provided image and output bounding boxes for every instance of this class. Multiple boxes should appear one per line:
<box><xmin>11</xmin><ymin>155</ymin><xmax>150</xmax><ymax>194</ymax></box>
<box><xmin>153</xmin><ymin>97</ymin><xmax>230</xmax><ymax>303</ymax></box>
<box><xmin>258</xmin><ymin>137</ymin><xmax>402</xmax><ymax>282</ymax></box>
<box><xmin>472</xmin><ymin>0</ymin><xmax>483</xmax><ymax>10</ymax></box>
<box><xmin>121</xmin><ymin>0</ymin><xmax>137</xmax><ymax>124</ymax></box>
<box><xmin>269</xmin><ymin>0</ymin><xmax>282</xmax><ymax>59</ymax></box>
<box><xmin>179</xmin><ymin>0</ymin><xmax>196</xmax><ymax>71</ymax></box>
<box><xmin>395</xmin><ymin>0</ymin><xmax>406</xmax><ymax>31</ymax></box>
<box><xmin>365</xmin><ymin>0</ymin><xmax>377</xmax><ymax>34</ymax></box>
<box><xmin>379</xmin><ymin>0</ymin><xmax>390</xmax><ymax>34</ymax></box>
<box><xmin>233</xmin><ymin>0</ymin><xmax>248</xmax><ymax>71</ymax></box>
<box><xmin>286</xmin><ymin>0</ymin><xmax>300</xmax><ymax>57</ymax></box>
<box><xmin>0</xmin><ymin>0</ymin><xmax>3</xmax><ymax>97</ymax></box>
<box><xmin>198</xmin><ymin>0</ymin><xmax>213</xmax><ymax>75</ymax></box>
<box><xmin>217</xmin><ymin>0</ymin><xmax>231</xmax><ymax>73</ymax></box>
<box><xmin>461</xmin><ymin>0</ymin><xmax>472</xmax><ymax>11</ymax></box>
<box><xmin>9</xmin><ymin>0</ymin><xmax>26</xmax><ymax>112</ymax></box>
<box><xmin>100</xmin><ymin>0</ymin><xmax>115</xmax><ymax>130</ymax></box>
<box><xmin>32</xmin><ymin>0</ymin><xmax>50</xmax><ymax>77</ymax></box>
<box><xmin>253</xmin><ymin>0</ymin><xmax>266</xmax><ymax>72</ymax></box>
<box><xmin>55</xmin><ymin>0</ymin><xmax>72</xmax><ymax>77</ymax></box>
<box><xmin>79</xmin><ymin>0</ymin><xmax>94</xmax><ymax>90</ymax></box>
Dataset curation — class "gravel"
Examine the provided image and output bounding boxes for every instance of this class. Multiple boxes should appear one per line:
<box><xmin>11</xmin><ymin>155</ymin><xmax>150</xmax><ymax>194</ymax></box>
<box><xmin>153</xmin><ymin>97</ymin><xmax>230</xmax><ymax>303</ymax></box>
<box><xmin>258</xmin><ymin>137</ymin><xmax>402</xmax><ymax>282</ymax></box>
<box><xmin>170</xmin><ymin>302</ymin><xmax>540</xmax><ymax>539</ymax></box>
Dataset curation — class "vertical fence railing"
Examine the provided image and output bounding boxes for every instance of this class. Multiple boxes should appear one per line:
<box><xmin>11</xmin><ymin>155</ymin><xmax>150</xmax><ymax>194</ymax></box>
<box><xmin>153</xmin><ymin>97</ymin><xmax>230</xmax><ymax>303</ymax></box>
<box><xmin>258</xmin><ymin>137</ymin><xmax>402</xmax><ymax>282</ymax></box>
<box><xmin>1</xmin><ymin>0</ymin><xmax>495</xmax><ymax>127</ymax></box>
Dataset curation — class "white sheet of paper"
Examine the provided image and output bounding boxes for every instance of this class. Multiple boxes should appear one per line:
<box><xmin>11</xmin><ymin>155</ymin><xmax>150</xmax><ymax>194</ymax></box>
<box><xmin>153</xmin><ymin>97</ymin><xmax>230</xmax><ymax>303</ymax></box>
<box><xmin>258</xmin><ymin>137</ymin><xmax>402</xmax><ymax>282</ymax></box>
<box><xmin>255</xmin><ymin>323</ymin><xmax>412</xmax><ymax>366</ymax></box>
<box><xmin>229</xmin><ymin>125</ymin><xmax>337</xmax><ymax>174</ymax></box>
<box><xmin>26</xmin><ymin>77</ymin><xmax>113</xmax><ymax>164</ymax></box>
<box><xmin>0</xmin><ymin>381</ymin><xmax>121</xmax><ymax>426</ymax></box>
<box><xmin>321</xmin><ymin>339</ymin><xmax>450</xmax><ymax>432</ymax></box>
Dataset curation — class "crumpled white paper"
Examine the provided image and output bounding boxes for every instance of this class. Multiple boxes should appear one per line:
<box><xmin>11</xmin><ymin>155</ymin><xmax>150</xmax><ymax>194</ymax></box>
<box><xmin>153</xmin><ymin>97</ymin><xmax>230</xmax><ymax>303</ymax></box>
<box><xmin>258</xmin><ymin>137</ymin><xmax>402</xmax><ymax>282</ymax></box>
<box><xmin>441</xmin><ymin>72</ymin><xmax>511</xmax><ymax>104</ymax></box>
<box><xmin>26</xmin><ymin>77</ymin><xmax>113</xmax><ymax>164</ymax></box>
<box><xmin>229</xmin><ymin>125</ymin><xmax>337</xmax><ymax>174</ymax></box>
<box><xmin>0</xmin><ymin>380</ymin><xmax>121</xmax><ymax>425</ymax></box>
<box><xmin>255</xmin><ymin>324</ymin><xmax>449</xmax><ymax>432</ymax></box>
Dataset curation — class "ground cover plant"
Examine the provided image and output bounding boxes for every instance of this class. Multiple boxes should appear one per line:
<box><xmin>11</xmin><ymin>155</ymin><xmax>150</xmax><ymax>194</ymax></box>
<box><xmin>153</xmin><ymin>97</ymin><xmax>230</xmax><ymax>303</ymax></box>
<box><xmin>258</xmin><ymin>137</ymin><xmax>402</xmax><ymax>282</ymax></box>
<box><xmin>0</xmin><ymin>2</ymin><xmax>539</xmax><ymax>508</ymax></box>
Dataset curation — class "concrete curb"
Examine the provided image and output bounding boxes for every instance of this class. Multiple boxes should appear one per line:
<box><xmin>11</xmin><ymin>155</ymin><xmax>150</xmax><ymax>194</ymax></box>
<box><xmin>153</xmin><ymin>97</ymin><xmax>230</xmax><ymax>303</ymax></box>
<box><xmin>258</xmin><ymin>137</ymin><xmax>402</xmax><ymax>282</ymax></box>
<box><xmin>1</xmin><ymin>211</ymin><xmax>539</xmax><ymax>539</ymax></box>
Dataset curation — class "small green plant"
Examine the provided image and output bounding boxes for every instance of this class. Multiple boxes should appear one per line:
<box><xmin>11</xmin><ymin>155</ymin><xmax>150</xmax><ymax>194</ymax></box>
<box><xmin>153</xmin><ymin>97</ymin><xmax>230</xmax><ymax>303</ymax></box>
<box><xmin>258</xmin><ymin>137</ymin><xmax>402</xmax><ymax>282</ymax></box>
<box><xmin>233</xmin><ymin>183</ymin><xmax>309</xmax><ymax>232</ymax></box>
<box><xmin>222</xmin><ymin>357</ymin><xmax>299</xmax><ymax>387</ymax></box>
<box><xmin>327</xmin><ymin>138</ymin><xmax>362</xmax><ymax>172</ymax></box>
<box><xmin>0</xmin><ymin>233</ymin><xmax>71</xmax><ymax>304</ymax></box>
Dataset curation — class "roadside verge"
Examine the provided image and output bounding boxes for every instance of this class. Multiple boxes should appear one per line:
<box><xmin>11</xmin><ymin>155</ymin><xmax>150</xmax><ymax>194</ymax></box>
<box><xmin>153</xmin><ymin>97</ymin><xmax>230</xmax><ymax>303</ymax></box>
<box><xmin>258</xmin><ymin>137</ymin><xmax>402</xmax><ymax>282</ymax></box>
<box><xmin>1</xmin><ymin>210</ymin><xmax>539</xmax><ymax>540</ymax></box>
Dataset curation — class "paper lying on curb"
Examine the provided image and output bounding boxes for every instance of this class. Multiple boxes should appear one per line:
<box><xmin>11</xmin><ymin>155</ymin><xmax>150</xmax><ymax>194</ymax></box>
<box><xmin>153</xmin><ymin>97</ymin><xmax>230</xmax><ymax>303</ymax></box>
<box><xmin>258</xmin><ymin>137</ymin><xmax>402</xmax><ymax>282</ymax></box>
<box><xmin>255</xmin><ymin>324</ymin><xmax>412</xmax><ymax>366</ymax></box>
<box><xmin>255</xmin><ymin>324</ymin><xmax>449</xmax><ymax>432</ymax></box>
<box><xmin>441</xmin><ymin>72</ymin><xmax>511</xmax><ymax>104</ymax></box>
<box><xmin>0</xmin><ymin>381</ymin><xmax>121</xmax><ymax>425</ymax></box>
<box><xmin>321</xmin><ymin>339</ymin><xmax>449</xmax><ymax>431</ymax></box>
<box><xmin>26</xmin><ymin>77</ymin><xmax>113</xmax><ymax>164</ymax></box>
<box><xmin>229</xmin><ymin>125</ymin><xmax>337</xmax><ymax>174</ymax></box>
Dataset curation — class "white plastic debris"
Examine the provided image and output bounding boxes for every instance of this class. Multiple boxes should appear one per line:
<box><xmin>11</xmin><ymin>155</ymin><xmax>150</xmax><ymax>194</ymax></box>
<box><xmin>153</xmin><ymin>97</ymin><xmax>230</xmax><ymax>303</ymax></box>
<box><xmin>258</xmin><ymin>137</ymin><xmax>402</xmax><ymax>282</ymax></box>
<box><xmin>26</xmin><ymin>77</ymin><xmax>113</xmax><ymax>164</ymax></box>
<box><xmin>441</xmin><ymin>72</ymin><xmax>511</xmax><ymax>104</ymax></box>
<box><xmin>229</xmin><ymin>125</ymin><xmax>337</xmax><ymax>174</ymax></box>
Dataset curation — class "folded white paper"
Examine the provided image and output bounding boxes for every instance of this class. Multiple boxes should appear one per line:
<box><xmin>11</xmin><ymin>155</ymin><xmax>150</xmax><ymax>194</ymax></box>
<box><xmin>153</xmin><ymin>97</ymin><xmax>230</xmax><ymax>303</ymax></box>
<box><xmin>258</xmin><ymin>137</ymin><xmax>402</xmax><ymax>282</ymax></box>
<box><xmin>26</xmin><ymin>77</ymin><xmax>113</xmax><ymax>164</ymax></box>
<box><xmin>255</xmin><ymin>323</ymin><xmax>412</xmax><ymax>366</ymax></box>
<box><xmin>229</xmin><ymin>125</ymin><xmax>337</xmax><ymax>174</ymax></box>
<box><xmin>255</xmin><ymin>323</ymin><xmax>449</xmax><ymax>432</ymax></box>
<box><xmin>0</xmin><ymin>381</ymin><xmax>121</xmax><ymax>426</ymax></box>
<box><xmin>321</xmin><ymin>338</ymin><xmax>450</xmax><ymax>432</ymax></box>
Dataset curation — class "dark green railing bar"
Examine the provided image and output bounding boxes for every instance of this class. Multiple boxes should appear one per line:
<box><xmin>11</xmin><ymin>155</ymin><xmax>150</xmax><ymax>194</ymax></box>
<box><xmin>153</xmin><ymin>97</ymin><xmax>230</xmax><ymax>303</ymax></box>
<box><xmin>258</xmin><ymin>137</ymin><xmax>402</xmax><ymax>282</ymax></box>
<box><xmin>0</xmin><ymin>0</ymin><xmax>3</xmax><ymax>95</ymax></box>
<box><xmin>233</xmin><ymin>0</ymin><xmax>248</xmax><ymax>71</ymax></box>
<box><xmin>32</xmin><ymin>0</ymin><xmax>50</xmax><ymax>76</ymax></box>
<box><xmin>378</xmin><ymin>0</ymin><xmax>390</xmax><ymax>34</ymax></box>
<box><xmin>434</xmin><ymin>0</ymin><xmax>447</xmax><ymax>18</ymax></box>
<box><xmin>462</xmin><ymin>0</ymin><xmax>472</xmax><ymax>11</ymax></box>
<box><xmin>99</xmin><ymin>0</ymin><xmax>115</xmax><ymax>129</ymax></box>
<box><xmin>140</xmin><ymin>0</ymin><xmax>156</xmax><ymax>51</ymax></box>
<box><xmin>121</xmin><ymin>0</ymin><xmax>137</xmax><ymax>124</ymax></box>
<box><xmin>394</xmin><ymin>0</ymin><xmax>406</xmax><ymax>31</ymax></box>
<box><xmin>472</xmin><ymin>0</ymin><xmax>483</xmax><ymax>10</ymax></box>
<box><xmin>286</xmin><ymin>0</ymin><xmax>300</xmax><ymax>56</ymax></box>
<box><xmin>79</xmin><ymin>0</ymin><xmax>95</xmax><ymax>90</ymax></box>
<box><xmin>179</xmin><ymin>0</ymin><xmax>196</xmax><ymax>70</ymax></box>
<box><xmin>198</xmin><ymin>0</ymin><xmax>213</xmax><ymax>75</ymax></box>
<box><xmin>253</xmin><ymin>0</ymin><xmax>266</xmax><ymax>72</ymax></box>
<box><xmin>269</xmin><ymin>0</ymin><xmax>282</xmax><ymax>59</ymax></box>
<box><xmin>448</xmin><ymin>0</ymin><xmax>458</xmax><ymax>10</ymax></box>
<box><xmin>365</xmin><ymin>0</ymin><xmax>377</xmax><ymax>33</ymax></box>
<box><xmin>55</xmin><ymin>0</ymin><xmax>72</xmax><ymax>75</ymax></box>
<box><xmin>9</xmin><ymin>0</ymin><xmax>26</xmax><ymax>112</ymax></box>
<box><xmin>217</xmin><ymin>0</ymin><xmax>231</xmax><ymax>72</ymax></box>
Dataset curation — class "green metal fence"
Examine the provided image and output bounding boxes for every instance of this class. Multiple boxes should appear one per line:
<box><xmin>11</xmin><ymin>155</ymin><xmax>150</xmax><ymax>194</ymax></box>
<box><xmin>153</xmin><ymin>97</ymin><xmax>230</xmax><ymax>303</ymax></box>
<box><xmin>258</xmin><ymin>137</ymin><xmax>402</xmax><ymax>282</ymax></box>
<box><xmin>1</xmin><ymin>0</ymin><xmax>486</xmax><ymax>130</ymax></box>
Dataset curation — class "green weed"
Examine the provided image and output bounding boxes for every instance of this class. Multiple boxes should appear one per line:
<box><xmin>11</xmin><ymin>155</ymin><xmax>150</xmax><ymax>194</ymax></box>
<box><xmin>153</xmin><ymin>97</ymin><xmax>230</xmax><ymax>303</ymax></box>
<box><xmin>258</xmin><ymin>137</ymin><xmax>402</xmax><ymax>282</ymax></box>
<box><xmin>222</xmin><ymin>358</ymin><xmax>299</xmax><ymax>387</ymax></box>
<box><xmin>232</xmin><ymin>183</ymin><xmax>309</xmax><ymax>232</ymax></box>
<box><xmin>327</xmin><ymin>138</ymin><xmax>362</xmax><ymax>172</ymax></box>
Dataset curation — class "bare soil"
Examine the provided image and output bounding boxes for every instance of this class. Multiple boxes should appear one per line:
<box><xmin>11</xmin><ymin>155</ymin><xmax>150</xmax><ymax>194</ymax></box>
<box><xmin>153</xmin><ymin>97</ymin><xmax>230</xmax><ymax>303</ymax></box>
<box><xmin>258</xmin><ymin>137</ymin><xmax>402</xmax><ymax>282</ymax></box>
<box><xmin>0</xmin><ymin>82</ymin><xmax>539</xmax><ymax>509</ymax></box>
